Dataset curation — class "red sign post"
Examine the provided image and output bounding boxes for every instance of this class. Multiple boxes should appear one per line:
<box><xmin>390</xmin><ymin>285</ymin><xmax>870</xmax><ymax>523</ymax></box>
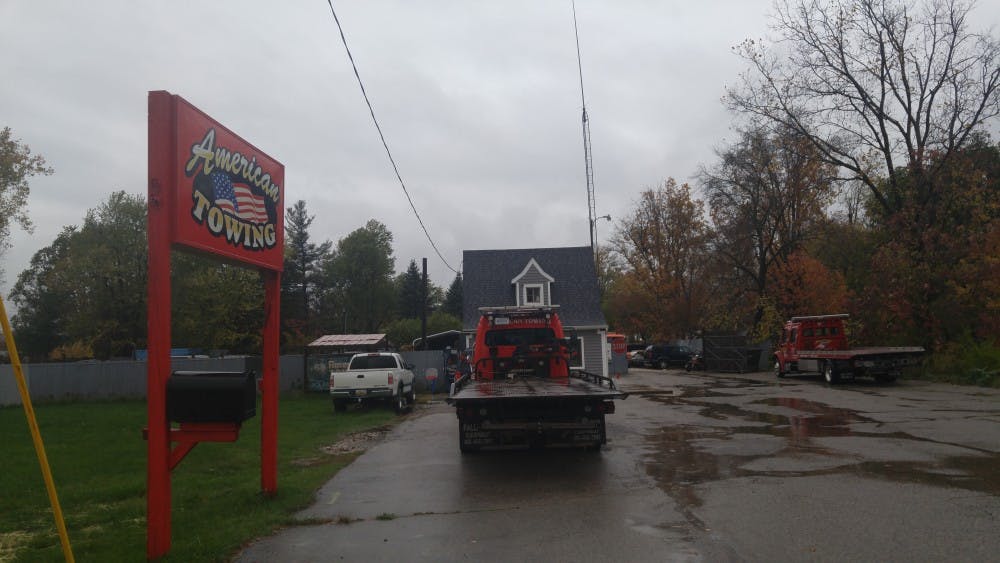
<box><xmin>147</xmin><ymin>91</ymin><xmax>283</xmax><ymax>558</ymax></box>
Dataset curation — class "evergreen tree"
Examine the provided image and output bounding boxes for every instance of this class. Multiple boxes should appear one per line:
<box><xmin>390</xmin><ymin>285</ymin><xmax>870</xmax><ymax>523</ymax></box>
<box><xmin>282</xmin><ymin>200</ymin><xmax>332</xmax><ymax>343</ymax></box>
<box><xmin>442</xmin><ymin>273</ymin><xmax>463</xmax><ymax>319</ymax></box>
<box><xmin>396</xmin><ymin>259</ymin><xmax>424</xmax><ymax>319</ymax></box>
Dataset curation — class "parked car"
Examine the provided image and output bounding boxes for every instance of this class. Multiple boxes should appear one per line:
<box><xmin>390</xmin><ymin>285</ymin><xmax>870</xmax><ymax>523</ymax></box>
<box><xmin>627</xmin><ymin>350</ymin><xmax>646</xmax><ymax>367</ymax></box>
<box><xmin>644</xmin><ymin>344</ymin><xmax>693</xmax><ymax>370</ymax></box>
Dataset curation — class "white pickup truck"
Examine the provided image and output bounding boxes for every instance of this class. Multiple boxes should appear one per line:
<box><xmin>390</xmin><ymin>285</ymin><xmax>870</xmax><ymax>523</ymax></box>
<box><xmin>330</xmin><ymin>352</ymin><xmax>415</xmax><ymax>414</ymax></box>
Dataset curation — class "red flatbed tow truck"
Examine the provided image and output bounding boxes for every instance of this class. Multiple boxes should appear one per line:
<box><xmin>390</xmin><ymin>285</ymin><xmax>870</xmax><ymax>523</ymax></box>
<box><xmin>773</xmin><ymin>314</ymin><xmax>924</xmax><ymax>384</ymax></box>
<box><xmin>448</xmin><ymin>306</ymin><xmax>627</xmax><ymax>452</ymax></box>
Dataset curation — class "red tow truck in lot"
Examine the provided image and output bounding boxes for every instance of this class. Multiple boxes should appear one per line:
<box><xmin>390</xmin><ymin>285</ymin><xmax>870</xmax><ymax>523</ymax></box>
<box><xmin>448</xmin><ymin>306</ymin><xmax>627</xmax><ymax>452</ymax></box>
<box><xmin>773</xmin><ymin>314</ymin><xmax>924</xmax><ymax>384</ymax></box>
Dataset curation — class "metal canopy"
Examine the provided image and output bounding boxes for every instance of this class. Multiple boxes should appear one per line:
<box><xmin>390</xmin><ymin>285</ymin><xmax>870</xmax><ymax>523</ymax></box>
<box><xmin>307</xmin><ymin>334</ymin><xmax>387</xmax><ymax>348</ymax></box>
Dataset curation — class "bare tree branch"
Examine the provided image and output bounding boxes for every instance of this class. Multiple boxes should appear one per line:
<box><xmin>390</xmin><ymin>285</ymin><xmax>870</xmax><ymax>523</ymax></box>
<box><xmin>728</xmin><ymin>0</ymin><xmax>1000</xmax><ymax>215</ymax></box>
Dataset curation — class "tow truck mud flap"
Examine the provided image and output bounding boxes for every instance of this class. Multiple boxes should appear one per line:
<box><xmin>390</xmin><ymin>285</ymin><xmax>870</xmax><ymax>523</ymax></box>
<box><xmin>459</xmin><ymin>417</ymin><xmax>606</xmax><ymax>450</ymax></box>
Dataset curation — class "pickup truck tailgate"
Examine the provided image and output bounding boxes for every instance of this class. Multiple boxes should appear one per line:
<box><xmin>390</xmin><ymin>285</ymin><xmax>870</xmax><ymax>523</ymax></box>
<box><xmin>333</xmin><ymin>371</ymin><xmax>394</xmax><ymax>391</ymax></box>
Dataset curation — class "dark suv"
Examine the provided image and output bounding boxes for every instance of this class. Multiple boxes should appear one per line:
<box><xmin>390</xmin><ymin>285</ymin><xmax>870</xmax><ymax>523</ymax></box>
<box><xmin>643</xmin><ymin>344</ymin><xmax>693</xmax><ymax>369</ymax></box>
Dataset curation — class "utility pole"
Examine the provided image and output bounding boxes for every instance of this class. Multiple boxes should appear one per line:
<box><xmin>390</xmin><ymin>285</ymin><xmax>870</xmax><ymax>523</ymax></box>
<box><xmin>421</xmin><ymin>258</ymin><xmax>428</xmax><ymax>351</ymax></box>
<box><xmin>573</xmin><ymin>1</ymin><xmax>598</xmax><ymax>256</ymax></box>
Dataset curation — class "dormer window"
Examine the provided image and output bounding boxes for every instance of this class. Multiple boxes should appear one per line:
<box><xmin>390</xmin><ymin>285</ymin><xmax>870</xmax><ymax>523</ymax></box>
<box><xmin>524</xmin><ymin>284</ymin><xmax>543</xmax><ymax>306</ymax></box>
<box><xmin>511</xmin><ymin>258</ymin><xmax>555</xmax><ymax>307</ymax></box>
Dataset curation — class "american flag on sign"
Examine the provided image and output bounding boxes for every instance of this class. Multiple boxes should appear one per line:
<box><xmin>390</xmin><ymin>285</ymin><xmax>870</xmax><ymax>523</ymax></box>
<box><xmin>211</xmin><ymin>171</ymin><xmax>269</xmax><ymax>223</ymax></box>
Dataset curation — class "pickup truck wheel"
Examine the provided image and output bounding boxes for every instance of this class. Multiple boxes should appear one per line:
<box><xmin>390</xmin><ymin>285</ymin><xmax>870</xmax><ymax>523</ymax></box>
<box><xmin>393</xmin><ymin>385</ymin><xmax>406</xmax><ymax>414</ymax></box>
<box><xmin>407</xmin><ymin>385</ymin><xmax>416</xmax><ymax>410</ymax></box>
<box><xmin>823</xmin><ymin>360</ymin><xmax>840</xmax><ymax>384</ymax></box>
<box><xmin>774</xmin><ymin>360</ymin><xmax>786</xmax><ymax>379</ymax></box>
<box><xmin>658</xmin><ymin>359</ymin><xmax>668</xmax><ymax>370</ymax></box>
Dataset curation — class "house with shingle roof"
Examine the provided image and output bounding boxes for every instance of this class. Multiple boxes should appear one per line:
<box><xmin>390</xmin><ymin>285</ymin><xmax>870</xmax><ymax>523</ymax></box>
<box><xmin>462</xmin><ymin>246</ymin><xmax>609</xmax><ymax>377</ymax></box>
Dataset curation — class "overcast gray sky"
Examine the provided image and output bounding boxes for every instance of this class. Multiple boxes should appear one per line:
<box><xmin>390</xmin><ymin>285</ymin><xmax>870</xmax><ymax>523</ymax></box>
<box><xmin>2</xmin><ymin>1</ymin><xmax>999</xmax><ymax>303</ymax></box>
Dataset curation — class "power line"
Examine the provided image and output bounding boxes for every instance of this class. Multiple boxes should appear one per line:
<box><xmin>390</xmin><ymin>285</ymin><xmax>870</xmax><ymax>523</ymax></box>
<box><xmin>325</xmin><ymin>0</ymin><xmax>459</xmax><ymax>275</ymax></box>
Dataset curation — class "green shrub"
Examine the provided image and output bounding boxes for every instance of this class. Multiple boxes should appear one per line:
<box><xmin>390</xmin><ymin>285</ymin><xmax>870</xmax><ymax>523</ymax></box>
<box><xmin>923</xmin><ymin>336</ymin><xmax>1000</xmax><ymax>387</ymax></box>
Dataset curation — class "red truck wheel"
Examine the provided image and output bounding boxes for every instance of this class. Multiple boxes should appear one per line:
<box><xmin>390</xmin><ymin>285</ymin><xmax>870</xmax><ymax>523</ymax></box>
<box><xmin>875</xmin><ymin>373</ymin><xmax>898</xmax><ymax>383</ymax></box>
<box><xmin>774</xmin><ymin>359</ymin><xmax>786</xmax><ymax>378</ymax></box>
<box><xmin>823</xmin><ymin>361</ymin><xmax>841</xmax><ymax>384</ymax></box>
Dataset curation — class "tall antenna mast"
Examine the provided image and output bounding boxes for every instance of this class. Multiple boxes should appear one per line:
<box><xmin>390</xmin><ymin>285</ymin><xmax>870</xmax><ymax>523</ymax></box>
<box><xmin>573</xmin><ymin>1</ymin><xmax>597</xmax><ymax>255</ymax></box>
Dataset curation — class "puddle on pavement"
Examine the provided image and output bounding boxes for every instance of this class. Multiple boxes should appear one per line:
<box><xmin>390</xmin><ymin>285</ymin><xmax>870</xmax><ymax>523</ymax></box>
<box><xmin>629</xmin><ymin>379</ymin><xmax>771</xmax><ymax>401</ymax></box>
<box><xmin>640</xmin><ymin>385</ymin><xmax>1000</xmax><ymax>524</ymax></box>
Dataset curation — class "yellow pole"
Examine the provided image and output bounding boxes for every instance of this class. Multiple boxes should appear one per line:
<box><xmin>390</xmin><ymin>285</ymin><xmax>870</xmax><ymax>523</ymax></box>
<box><xmin>0</xmin><ymin>295</ymin><xmax>74</xmax><ymax>563</ymax></box>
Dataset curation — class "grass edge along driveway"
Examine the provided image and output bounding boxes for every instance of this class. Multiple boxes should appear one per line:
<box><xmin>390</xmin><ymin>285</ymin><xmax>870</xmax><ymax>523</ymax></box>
<box><xmin>0</xmin><ymin>393</ymin><xmax>397</xmax><ymax>562</ymax></box>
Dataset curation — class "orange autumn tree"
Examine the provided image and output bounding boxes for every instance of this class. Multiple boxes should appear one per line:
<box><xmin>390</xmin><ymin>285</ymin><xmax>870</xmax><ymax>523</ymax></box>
<box><xmin>611</xmin><ymin>179</ymin><xmax>712</xmax><ymax>339</ymax></box>
<box><xmin>770</xmin><ymin>252</ymin><xmax>848</xmax><ymax>322</ymax></box>
<box><xmin>603</xmin><ymin>272</ymin><xmax>658</xmax><ymax>342</ymax></box>
<box><xmin>857</xmin><ymin>140</ymin><xmax>1000</xmax><ymax>349</ymax></box>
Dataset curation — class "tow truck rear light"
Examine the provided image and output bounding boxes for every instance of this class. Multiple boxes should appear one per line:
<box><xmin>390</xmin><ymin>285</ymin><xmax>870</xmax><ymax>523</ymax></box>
<box><xmin>387</xmin><ymin>374</ymin><xmax>394</xmax><ymax>385</ymax></box>
<box><xmin>461</xmin><ymin>406</ymin><xmax>487</xmax><ymax>418</ymax></box>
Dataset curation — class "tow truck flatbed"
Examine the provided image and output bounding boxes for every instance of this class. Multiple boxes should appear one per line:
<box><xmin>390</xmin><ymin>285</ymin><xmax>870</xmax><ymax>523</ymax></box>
<box><xmin>450</xmin><ymin>307</ymin><xmax>628</xmax><ymax>451</ymax></box>
<box><xmin>449</xmin><ymin>370</ymin><xmax>627</xmax><ymax>451</ymax></box>
<box><xmin>448</xmin><ymin>370</ymin><xmax>627</xmax><ymax>402</ymax></box>
<box><xmin>792</xmin><ymin>346</ymin><xmax>924</xmax><ymax>359</ymax></box>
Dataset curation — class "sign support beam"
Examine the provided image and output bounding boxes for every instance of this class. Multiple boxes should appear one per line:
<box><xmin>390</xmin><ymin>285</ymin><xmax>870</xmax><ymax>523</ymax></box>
<box><xmin>146</xmin><ymin>90</ymin><xmax>284</xmax><ymax>559</ymax></box>
<box><xmin>146</xmin><ymin>90</ymin><xmax>175</xmax><ymax>559</ymax></box>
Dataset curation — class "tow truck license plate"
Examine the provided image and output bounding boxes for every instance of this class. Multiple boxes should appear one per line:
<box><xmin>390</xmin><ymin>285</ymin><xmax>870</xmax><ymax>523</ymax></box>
<box><xmin>355</xmin><ymin>390</ymin><xmax>367</xmax><ymax>396</ymax></box>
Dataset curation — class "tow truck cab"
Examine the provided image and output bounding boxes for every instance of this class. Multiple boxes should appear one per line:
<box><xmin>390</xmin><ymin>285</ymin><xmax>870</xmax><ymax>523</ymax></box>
<box><xmin>779</xmin><ymin>314</ymin><xmax>849</xmax><ymax>354</ymax></box>
<box><xmin>449</xmin><ymin>306</ymin><xmax>625</xmax><ymax>451</ymax></box>
<box><xmin>470</xmin><ymin>307</ymin><xmax>574</xmax><ymax>380</ymax></box>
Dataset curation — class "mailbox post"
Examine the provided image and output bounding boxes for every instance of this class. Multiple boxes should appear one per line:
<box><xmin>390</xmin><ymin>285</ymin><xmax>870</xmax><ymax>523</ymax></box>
<box><xmin>147</xmin><ymin>91</ymin><xmax>284</xmax><ymax>559</ymax></box>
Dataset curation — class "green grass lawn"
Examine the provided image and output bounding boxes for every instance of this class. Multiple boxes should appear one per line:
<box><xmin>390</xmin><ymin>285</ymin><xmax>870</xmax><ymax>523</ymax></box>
<box><xmin>0</xmin><ymin>393</ymin><xmax>396</xmax><ymax>562</ymax></box>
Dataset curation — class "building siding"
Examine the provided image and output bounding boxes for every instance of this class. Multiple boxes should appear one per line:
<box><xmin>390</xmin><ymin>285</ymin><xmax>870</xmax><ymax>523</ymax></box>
<box><xmin>575</xmin><ymin>330</ymin><xmax>605</xmax><ymax>376</ymax></box>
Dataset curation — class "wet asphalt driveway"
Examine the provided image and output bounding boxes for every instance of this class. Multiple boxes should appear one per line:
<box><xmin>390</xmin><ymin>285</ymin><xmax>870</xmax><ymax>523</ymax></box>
<box><xmin>236</xmin><ymin>370</ymin><xmax>1000</xmax><ymax>562</ymax></box>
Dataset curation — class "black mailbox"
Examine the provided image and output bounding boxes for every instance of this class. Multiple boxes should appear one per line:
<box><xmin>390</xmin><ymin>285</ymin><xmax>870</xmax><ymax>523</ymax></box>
<box><xmin>166</xmin><ymin>371</ymin><xmax>257</xmax><ymax>424</ymax></box>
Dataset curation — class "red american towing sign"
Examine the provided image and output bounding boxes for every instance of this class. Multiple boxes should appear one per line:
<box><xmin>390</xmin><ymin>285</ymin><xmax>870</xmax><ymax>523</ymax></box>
<box><xmin>171</xmin><ymin>96</ymin><xmax>284</xmax><ymax>270</ymax></box>
<box><xmin>147</xmin><ymin>91</ymin><xmax>282</xmax><ymax>558</ymax></box>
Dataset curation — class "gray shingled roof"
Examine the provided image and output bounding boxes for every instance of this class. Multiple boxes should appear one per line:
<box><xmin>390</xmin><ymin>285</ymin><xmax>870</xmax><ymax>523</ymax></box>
<box><xmin>462</xmin><ymin>246</ymin><xmax>607</xmax><ymax>330</ymax></box>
